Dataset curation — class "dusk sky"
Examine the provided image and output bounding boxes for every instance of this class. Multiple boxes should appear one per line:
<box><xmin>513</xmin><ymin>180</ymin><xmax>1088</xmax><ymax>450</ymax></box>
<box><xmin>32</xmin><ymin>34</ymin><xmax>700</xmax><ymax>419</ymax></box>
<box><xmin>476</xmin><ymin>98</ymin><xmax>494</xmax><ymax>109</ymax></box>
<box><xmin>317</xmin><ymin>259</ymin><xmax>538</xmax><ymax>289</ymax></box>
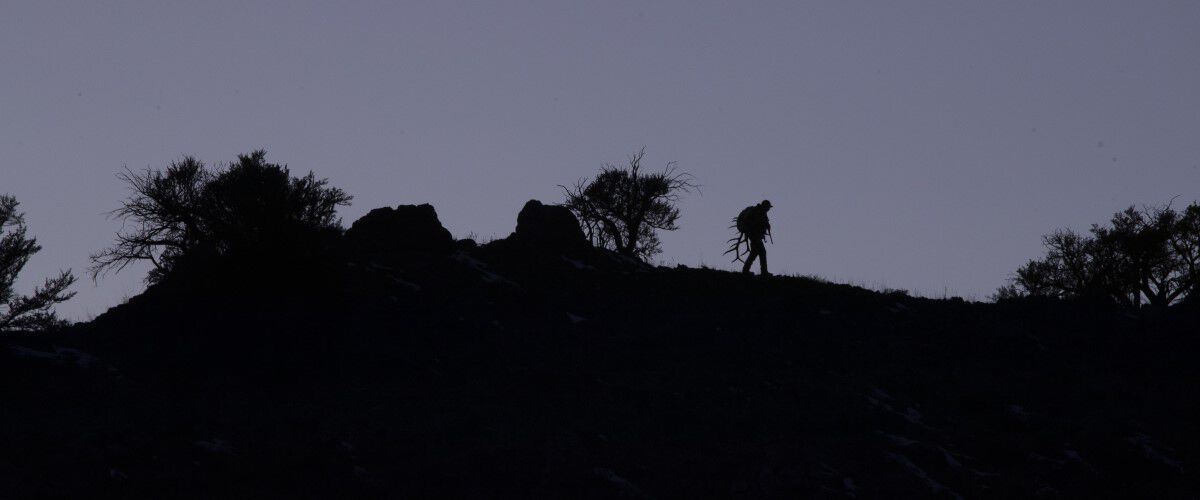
<box><xmin>4</xmin><ymin>1</ymin><xmax>1199</xmax><ymax>320</ymax></box>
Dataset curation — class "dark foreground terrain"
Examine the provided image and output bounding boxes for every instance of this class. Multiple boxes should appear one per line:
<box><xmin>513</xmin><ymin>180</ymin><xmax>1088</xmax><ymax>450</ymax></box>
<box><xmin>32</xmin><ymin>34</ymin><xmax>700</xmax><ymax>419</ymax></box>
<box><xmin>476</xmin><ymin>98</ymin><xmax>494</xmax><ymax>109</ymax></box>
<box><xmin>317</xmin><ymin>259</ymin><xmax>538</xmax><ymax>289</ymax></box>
<box><xmin>3</xmin><ymin>202</ymin><xmax>1199</xmax><ymax>498</ymax></box>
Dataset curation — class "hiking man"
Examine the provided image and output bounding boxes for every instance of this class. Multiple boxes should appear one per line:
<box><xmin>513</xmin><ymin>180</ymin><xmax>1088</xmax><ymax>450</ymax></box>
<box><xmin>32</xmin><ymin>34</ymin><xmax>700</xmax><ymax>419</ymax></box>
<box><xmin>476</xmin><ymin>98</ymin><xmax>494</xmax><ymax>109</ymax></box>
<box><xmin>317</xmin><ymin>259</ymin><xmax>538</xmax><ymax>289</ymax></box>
<box><xmin>727</xmin><ymin>200</ymin><xmax>772</xmax><ymax>276</ymax></box>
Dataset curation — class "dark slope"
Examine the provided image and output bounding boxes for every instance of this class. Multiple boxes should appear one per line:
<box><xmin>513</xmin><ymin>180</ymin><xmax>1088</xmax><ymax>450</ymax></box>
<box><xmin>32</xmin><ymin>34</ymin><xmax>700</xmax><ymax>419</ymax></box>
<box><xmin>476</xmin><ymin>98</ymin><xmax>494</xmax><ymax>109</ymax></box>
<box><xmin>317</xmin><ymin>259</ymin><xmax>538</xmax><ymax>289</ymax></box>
<box><xmin>3</xmin><ymin>203</ymin><xmax>1199</xmax><ymax>499</ymax></box>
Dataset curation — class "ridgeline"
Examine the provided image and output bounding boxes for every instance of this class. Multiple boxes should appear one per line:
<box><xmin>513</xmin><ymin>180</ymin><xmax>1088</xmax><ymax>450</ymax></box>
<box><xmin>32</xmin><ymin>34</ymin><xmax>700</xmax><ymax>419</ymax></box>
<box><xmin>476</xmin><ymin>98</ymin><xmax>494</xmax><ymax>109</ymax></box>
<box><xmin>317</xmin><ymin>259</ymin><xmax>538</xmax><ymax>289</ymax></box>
<box><xmin>3</xmin><ymin>201</ymin><xmax>1198</xmax><ymax>498</ymax></box>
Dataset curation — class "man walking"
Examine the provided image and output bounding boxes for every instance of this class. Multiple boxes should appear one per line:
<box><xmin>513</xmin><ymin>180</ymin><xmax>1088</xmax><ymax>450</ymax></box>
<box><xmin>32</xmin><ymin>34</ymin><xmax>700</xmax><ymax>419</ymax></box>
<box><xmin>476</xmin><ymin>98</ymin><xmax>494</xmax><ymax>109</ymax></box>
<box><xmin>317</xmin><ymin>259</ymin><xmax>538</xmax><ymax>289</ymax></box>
<box><xmin>732</xmin><ymin>200</ymin><xmax>772</xmax><ymax>276</ymax></box>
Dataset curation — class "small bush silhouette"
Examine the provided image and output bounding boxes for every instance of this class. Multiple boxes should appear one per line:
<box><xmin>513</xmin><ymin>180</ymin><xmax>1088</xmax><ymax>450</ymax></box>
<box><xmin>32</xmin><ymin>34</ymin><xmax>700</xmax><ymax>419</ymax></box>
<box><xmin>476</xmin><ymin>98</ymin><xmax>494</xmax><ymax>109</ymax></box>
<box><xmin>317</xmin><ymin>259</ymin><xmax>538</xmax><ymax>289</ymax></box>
<box><xmin>561</xmin><ymin>147</ymin><xmax>696</xmax><ymax>260</ymax></box>
<box><xmin>998</xmin><ymin>202</ymin><xmax>1200</xmax><ymax>307</ymax></box>
<box><xmin>1</xmin><ymin>195</ymin><xmax>75</xmax><ymax>332</ymax></box>
<box><xmin>91</xmin><ymin>151</ymin><xmax>352</xmax><ymax>283</ymax></box>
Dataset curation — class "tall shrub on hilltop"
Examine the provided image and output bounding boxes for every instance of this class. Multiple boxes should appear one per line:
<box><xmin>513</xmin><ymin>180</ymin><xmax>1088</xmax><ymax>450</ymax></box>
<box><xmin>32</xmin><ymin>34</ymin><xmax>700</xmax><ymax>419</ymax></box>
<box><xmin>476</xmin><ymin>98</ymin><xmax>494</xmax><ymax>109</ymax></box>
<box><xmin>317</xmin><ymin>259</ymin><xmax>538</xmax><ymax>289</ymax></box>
<box><xmin>1</xmin><ymin>195</ymin><xmax>75</xmax><ymax>332</ymax></box>
<box><xmin>998</xmin><ymin>202</ymin><xmax>1200</xmax><ymax>307</ymax></box>
<box><xmin>561</xmin><ymin>147</ymin><xmax>696</xmax><ymax>260</ymax></box>
<box><xmin>91</xmin><ymin>151</ymin><xmax>352</xmax><ymax>284</ymax></box>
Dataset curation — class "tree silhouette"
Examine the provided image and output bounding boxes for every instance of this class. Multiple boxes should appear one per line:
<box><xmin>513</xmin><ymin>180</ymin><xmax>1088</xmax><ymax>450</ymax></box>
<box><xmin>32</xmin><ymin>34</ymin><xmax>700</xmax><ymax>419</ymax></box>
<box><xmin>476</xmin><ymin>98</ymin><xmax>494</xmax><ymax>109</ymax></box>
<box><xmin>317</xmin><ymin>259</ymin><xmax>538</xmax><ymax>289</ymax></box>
<box><xmin>91</xmin><ymin>151</ymin><xmax>352</xmax><ymax>283</ymax></box>
<box><xmin>561</xmin><ymin>147</ymin><xmax>696</xmax><ymax>260</ymax></box>
<box><xmin>1</xmin><ymin>195</ymin><xmax>75</xmax><ymax>332</ymax></box>
<box><xmin>998</xmin><ymin>202</ymin><xmax>1200</xmax><ymax>307</ymax></box>
<box><xmin>1170</xmin><ymin>203</ymin><xmax>1200</xmax><ymax>300</ymax></box>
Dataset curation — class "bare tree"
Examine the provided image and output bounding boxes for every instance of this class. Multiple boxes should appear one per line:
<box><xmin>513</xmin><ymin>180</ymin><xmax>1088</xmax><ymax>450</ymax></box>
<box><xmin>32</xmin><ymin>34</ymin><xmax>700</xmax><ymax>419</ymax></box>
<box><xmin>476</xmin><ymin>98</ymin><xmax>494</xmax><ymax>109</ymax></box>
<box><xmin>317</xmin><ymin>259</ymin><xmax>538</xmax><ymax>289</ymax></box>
<box><xmin>998</xmin><ymin>201</ymin><xmax>1200</xmax><ymax>307</ymax></box>
<box><xmin>91</xmin><ymin>151</ymin><xmax>352</xmax><ymax>283</ymax></box>
<box><xmin>561</xmin><ymin>147</ymin><xmax>697</xmax><ymax>260</ymax></box>
<box><xmin>1</xmin><ymin>195</ymin><xmax>76</xmax><ymax>332</ymax></box>
<box><xmin>89</xmin><ymin>157</ymin><xmax>211</xmax><ymax>282</ymax></box>
<box><xmin>1169</xmin><ymin>203</ymin><xmax>1200</xmax><ymax>298</ymax></box>
<box><xmin>1093</xmin><ymin>205</ymin><xmax>1186</xmax><ymax>306</ymax></box>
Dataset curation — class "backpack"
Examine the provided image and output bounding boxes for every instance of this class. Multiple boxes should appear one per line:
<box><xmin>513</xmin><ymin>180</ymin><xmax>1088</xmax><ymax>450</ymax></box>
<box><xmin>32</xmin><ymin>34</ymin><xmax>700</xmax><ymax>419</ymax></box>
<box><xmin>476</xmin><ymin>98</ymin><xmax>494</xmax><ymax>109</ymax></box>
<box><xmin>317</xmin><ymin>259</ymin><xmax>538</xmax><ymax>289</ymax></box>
<box><xmin>736</xmin><ymin>206</ymin><xmax>766</xmax><ymax>236</ymax></box>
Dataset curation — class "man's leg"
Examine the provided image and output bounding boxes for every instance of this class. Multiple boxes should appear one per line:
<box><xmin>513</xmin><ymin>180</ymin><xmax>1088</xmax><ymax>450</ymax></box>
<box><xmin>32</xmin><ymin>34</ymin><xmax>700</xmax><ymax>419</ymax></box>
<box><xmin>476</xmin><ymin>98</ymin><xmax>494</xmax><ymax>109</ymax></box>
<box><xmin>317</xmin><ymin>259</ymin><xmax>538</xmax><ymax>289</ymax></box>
<box><xmin>742</xmin><ymin>250</ymin><xmax>756</xmax><ymax>274</ymax></box>
<box><xmin>749</xmin><ymin>239</ymin><xmax>768</xmax><ymax>276</ymax></box>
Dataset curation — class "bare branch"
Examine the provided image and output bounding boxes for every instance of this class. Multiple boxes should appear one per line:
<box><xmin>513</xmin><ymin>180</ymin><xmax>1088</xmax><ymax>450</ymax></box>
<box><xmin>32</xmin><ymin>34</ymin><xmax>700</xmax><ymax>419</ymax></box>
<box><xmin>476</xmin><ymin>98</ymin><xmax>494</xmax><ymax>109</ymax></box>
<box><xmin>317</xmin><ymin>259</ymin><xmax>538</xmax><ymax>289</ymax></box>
<box><xmin>560</xmin><ymin>148</ymin><xmax>696</xmax><ymax>260</ymax></box>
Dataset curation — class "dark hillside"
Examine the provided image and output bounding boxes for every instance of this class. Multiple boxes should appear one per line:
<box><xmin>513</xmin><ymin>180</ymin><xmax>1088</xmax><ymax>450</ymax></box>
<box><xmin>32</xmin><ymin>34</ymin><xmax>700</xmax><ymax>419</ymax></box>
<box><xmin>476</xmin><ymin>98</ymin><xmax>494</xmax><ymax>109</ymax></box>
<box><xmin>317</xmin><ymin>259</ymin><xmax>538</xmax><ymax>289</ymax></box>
<box><xmin>3</xmin><ymin>202</ymin><xmax>1199</xmax><ymax>498</ymax></box>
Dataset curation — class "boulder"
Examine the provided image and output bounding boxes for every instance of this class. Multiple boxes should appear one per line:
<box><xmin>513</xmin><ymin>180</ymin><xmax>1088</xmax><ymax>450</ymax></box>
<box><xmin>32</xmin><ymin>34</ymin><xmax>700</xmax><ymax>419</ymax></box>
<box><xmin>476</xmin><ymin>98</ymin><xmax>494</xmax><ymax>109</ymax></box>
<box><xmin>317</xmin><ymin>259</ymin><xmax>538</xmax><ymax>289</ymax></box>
<box><xmin>345</xmin><ymin>204</ymin><xmax>454</xmax><ymax>255</ymax></box>
<box><xmin>510</xmin><ymin>200</ymin><xmax>589</xmax><ymax>252</ymax></box>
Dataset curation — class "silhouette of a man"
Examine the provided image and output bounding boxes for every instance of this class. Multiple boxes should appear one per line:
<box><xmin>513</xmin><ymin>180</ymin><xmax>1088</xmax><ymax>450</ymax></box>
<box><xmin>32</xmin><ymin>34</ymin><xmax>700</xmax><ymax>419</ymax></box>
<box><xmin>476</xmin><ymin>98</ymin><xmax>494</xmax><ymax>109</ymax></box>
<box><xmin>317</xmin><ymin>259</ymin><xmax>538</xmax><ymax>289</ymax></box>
<box><xmin>737</xmin><ymin>200</ymin><xmax>772</xmax><ymax>276</ymax></box>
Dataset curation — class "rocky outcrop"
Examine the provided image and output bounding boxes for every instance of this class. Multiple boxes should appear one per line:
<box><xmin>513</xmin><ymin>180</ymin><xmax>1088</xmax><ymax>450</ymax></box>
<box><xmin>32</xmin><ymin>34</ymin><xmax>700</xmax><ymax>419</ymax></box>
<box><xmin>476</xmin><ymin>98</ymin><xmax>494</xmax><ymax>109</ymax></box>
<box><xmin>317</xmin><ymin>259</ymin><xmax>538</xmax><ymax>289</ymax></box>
<box><xmin>345</xmin><ymin>204</ymin><xmax>454</xmax><ymax>256</ymax></box>
<box><xmin>509</xmin><ymin>200</ymin><xmax>589</xmax><ymax>253</ymax></box>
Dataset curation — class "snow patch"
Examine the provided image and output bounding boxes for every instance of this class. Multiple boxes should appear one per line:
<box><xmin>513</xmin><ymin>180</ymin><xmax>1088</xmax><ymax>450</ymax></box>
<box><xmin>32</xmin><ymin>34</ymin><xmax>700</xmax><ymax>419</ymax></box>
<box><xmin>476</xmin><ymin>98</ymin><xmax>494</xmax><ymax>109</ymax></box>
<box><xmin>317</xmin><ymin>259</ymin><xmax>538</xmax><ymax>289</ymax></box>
<box><xmin>365</xmin><ymin>263</ymin><xmax>421</xmax><ymax>291</ymax></box>
<box><xmin>1029</xmin><ymin>452</ymin><xmax>1066</xmax><ymax>466</ymax></box>
<box><xmin>878</xmin><ymin>431</ymin><xmax>919</xmax><ymax>447</ymax></box>
<box><xmin>902</xmin><ymin>407</ymin><xmax>925</xmax><ymax>425</ymax></box>
<box><xmin>452</xmin><ymin>253</ymin><xmax>518</xmax><ymax>286</ymax></box>
<box><xmin>1006</xmin><ymin>404</ymin><xmax>1031</xmax><ymax>421</ymax></box>
<box><xmin>194</xmin><ymin>439</ymin><xmax>234</xmax><ymax>455</ymax></box>
<box><xmin>593</xmin><ymin>467</ymin><xmax>653</xmax><ymax>499</ymax></box>
<box><xmin>843</xmin><ymin>477</ymin><xmax>858</xmax><ymax>497</ymax></box>
<box><xmin>561</xmin><ymin>255</ymin><xmax>595</xmax><ymax>271</ymax></box>
<box><xmin>393</xmin><ymin>277</ymin><xmax>421</xmax><ymax>291</ymax></box>
<box><xmin>886</xmin><ymin>453</ymin><xmax>962</xmax><ymax>500</ymax></box>
<box><xmin>866</xmin><ymin>392</ymin><xmax>932</xmax><ymax>429</ymax></box>
<box><xmin>9</xmin><ymin>345</ymin><xmax>58</xmax><ymax>361</ymax></box>
<box><xmin>939</xmin><ymin>447</ymin><xmax>963</xmax><ymax>468</ymax></box>
<box><xmin>1129</xmin><ymin>433</ymin><xmax>1184</xmax><ymax>472</ymax></box>
<box><xmin>10</xmin><ymin>345</ymin><xmax>99</xmax><ymax>368</ymax></box>
<box><xmin>1061</xmin><ymin>448</ymin><xmax>1097</xmax><ymax>473</ymax></box>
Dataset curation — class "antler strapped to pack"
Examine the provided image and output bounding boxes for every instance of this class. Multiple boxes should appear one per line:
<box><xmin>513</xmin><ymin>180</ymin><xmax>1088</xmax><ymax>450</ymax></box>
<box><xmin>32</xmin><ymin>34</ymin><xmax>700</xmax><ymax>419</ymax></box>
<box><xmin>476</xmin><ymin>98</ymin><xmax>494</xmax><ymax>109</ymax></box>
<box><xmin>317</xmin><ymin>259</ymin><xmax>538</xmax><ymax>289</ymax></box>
<box><xmin>723</xmin><ymin>218</ymin><xmax>750</xmax><ymax>263</ymax></box>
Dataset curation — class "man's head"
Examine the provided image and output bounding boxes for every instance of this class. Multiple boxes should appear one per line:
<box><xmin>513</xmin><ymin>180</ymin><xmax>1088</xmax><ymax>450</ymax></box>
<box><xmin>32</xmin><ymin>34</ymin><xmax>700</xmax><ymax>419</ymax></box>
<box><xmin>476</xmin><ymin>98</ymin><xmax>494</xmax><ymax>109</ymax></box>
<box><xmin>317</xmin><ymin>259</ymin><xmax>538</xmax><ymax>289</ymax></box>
<box><xmin>760</xmin><ymin>200</ymin><xmax>772</xmax><ymax>211</ymax></box>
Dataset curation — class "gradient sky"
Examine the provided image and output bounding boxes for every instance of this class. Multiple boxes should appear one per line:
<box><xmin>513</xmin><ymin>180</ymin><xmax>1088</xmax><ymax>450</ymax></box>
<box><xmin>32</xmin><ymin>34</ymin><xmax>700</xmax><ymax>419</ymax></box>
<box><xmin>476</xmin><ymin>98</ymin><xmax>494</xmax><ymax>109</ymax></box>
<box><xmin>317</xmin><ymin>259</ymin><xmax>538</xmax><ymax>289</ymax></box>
<box><xmin>4</xmin><ymin>1</ymin><xmax>1199</xmax><ymax>320</ymax></box>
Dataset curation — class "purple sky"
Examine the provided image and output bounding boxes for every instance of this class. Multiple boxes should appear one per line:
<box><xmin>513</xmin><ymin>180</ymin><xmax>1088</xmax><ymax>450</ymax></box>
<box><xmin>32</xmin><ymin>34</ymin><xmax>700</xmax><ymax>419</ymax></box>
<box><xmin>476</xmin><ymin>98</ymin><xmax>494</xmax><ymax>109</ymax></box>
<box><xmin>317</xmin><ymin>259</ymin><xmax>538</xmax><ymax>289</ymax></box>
<box><xmin>4</xmin><ymin>1</ymin><xmax>1200</xmax><ymax>320</ymax></box>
